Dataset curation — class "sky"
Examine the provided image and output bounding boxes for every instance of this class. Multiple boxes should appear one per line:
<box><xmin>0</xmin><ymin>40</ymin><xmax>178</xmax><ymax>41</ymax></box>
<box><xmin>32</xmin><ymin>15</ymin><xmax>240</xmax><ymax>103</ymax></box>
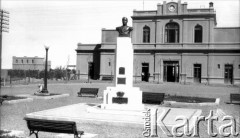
<box><xmin>1</xmin><ymin>0</ymin><xmax>239</xmax><ymax>69</ymax></box>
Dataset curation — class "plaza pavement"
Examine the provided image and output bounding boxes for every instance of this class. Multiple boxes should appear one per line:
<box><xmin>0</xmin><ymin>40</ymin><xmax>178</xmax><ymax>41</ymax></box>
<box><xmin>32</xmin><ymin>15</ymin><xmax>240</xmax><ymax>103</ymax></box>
<box><xmin>0</xmin><ymin>81</ymin><xmax>239</xmax><ymax>137</ymax></box>
<box><xmin>25</xmin><ymin>103</ymin><xmax>202</xmax><ymax>128</ymax></box>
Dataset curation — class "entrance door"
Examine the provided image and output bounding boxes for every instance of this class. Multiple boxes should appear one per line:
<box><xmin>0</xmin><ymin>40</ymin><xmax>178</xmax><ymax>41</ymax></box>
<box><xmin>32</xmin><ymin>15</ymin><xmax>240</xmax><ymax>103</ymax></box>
<box><xmin>224</xmin><ymin>65</ymin><xmax>233</xmax><ymax>84</ymax></box>
<box><xmin>163</xmin><ymin>61</ymin><xmax>179</xmax><ymax>82</ymax></box>
<box><xmin>88</xmin><ymin>62</ymin><xmax>94</xmax><ymax>79</ymax></box>
<box><xmin>142</xmin><ymin>63</ymin><xmax>149</xmax><ymax>82</ymax></box>
<box><xmin>194</xmin><ymin>64</ymin><xmax>201</xmax><ymax>83</ymax></box>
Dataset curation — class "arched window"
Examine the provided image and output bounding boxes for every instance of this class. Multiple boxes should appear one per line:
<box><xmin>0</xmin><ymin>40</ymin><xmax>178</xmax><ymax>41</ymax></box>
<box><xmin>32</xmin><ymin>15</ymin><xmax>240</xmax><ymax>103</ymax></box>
<box><xmin>194</xmin><ymin>25</ymin><xmax>202</xmax><ymax>43</ymax></box>
<box><xmin>165</xmin><ymin>22</ymin><xmax>179</xmax><ymax>43</ymax></box>
<box><xmin>143</xmin><ymin>25</ymin><xmax>150</xmax><ymax>43</ymax></box>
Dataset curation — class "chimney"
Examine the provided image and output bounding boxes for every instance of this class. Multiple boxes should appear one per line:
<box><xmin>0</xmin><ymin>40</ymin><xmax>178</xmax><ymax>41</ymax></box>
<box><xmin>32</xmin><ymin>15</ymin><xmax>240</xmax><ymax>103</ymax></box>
<box><xmin>209</xmin><ymin>2</ymin><xmax>213</xmax><ymax>8</ymax></box>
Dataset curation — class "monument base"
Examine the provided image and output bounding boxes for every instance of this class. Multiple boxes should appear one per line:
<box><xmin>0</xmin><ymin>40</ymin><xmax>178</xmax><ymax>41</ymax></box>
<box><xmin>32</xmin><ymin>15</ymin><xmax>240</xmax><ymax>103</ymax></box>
<box><xmin>102</xmin><ymin>86</ymin><xmax>144</xmax><ymax>111</ymax></box>
<box><xmin>101</xmin><ymin>104</ymin><xmax>144</xmax><ymax>111</ymax></box>
<box><xmin>34</xmin><ymin>92</ymin><xmax>51</xmax><ymax>96</ymax></box>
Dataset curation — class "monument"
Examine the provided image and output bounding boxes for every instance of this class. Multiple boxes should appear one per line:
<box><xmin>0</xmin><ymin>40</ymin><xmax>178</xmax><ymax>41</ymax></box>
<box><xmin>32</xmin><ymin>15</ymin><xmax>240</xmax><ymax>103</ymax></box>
<box><xmin>101</xmin><ymin>17</ymin><xmax>144</xmax><ymax>110</ymax></box>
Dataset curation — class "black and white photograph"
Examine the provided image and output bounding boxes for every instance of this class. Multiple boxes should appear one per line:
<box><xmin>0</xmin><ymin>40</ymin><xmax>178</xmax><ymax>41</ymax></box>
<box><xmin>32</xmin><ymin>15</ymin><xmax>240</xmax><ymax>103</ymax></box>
<box><xmin>0</xmin><ymin>0</ymin><xmax>239</xmax><ymax>137</ymax></box>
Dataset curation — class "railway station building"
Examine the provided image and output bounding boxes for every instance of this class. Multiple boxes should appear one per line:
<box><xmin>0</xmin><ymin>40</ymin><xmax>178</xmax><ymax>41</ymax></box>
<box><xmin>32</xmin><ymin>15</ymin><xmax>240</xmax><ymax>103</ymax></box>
<box><xmin>76</xmin><ymin>1</ymin><xmax>240</xmax><ymax>85</ymax></box>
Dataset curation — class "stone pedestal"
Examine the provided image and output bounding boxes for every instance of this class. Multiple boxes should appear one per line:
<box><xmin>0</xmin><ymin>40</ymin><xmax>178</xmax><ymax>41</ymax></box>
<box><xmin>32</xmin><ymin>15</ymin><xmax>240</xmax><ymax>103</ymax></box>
<box><xmin>114</xmin><ymin>37</ymin><xmax>133</xmax><ymax>87</ymax></box>
<box><xmin>102</xmin><ymin>37</ymin><xmax>144</xmax><ymax>111</ymax></box>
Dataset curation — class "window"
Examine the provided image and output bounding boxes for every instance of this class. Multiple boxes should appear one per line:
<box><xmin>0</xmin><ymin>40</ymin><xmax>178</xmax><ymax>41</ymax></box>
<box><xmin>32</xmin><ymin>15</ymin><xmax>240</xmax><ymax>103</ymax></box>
<box><xmin>16</xmin><ymin>60</ymin><xmax>18</xmax><ymax>63</ymax></box>
<box><xmin>119</xmin><ymin>67</ymin><xmax>125</xmax><ymax>75</ymax></box>
<box><xmin>32</xmin><ymin>59</ymin><xmax>34</xmax><ymax>63</ymax></box>
<box><xmin>27</xmin><ymin>60</ymin><xmax>28</xmax><ymax>63</ymax></box>
<box><xmin>22</xmin><ymin>59</ymin><xmax>23</xmax><ymax>63</ymax></box>
<box><xmin>194</xmin><ymin>25</ymin><xmax>202</xmax><ymax>43</ymax></box>
<box><xmin>143</xmin><ymin>25</ymin><xmax>150</xmax><ymax>43</ymax></box>
<box><xmin>165</xmin><ymin>22</ymin><xmax>179</xmax><ymax>43</ymax></box>
<box><xmin>218</xmin><ymin>64</ymin><xmax>220</xmax><ymax>69</ymax></box>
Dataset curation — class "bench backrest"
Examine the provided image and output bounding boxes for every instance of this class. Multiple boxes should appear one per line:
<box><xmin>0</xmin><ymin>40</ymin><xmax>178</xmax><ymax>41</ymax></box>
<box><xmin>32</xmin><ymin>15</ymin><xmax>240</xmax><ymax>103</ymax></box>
<box><xmin>142</xmin><ymin>92</ymin><xmax>165</xmax><ymax>104</ymax></box>
<box><xmin>143</xmin><ymin>92</ymin><xmax>165</xmax><ymax>98</ymax></box>
<box><xmin>24</xmin><ymin>118</ymin><xmax>77</xmax><ymax>134</ymax></box>
<box><xmin>80</xmin><ymin>88</ymin><xmax>98</xmax><ymax>94</ymax></box>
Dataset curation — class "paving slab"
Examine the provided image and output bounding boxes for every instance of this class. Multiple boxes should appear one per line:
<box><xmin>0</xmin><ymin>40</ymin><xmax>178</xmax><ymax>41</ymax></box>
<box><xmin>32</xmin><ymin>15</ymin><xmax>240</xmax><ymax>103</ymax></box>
<box><xmin>0</xmin><ymin>130</ymin><xmax>25</xmax><ymax>137</ymax></box>
<box><xmin>25</xmin><ymin>103</ymin><xmax>202</xmax><ymax>130</ymax></box>
<box><xmin>56</xmin><ymin>133</ymin><xmax>98</xmax><ymax>138</ymax></box>
<box><xmin>3</xmin><ymin>98</ymin><xmax>33</xmax><ymax>104</ymax></box>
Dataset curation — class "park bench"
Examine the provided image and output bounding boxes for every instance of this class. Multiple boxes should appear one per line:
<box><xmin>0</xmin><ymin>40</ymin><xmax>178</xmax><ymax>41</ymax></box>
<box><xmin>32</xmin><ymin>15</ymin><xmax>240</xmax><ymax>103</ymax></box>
<box><xmin>230</xmin><ymin>93</ymin><xmax>240</xmax><ymax>104</ymax></box>
<box><xmin>24</xmin><ymin>117</ymin><xmax>84</xmax><ymax>138</ymax></box>
<box><xmin>142</xmin><ymin>92</ymin><xmax>165</xmax><ymax>104</ymax></box>
<box><xmin>78</xmin><ymin>88</ymin><xmax>99</xmax><ymax>97</ymax></box>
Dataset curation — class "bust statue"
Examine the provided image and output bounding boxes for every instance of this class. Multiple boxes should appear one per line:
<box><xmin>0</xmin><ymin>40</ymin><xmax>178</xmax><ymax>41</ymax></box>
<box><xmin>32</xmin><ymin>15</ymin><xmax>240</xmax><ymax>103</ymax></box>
<box><xmin>116</xmin><ymin>17</ymin><xmax>133</xmax><ymax>37</ymax></box>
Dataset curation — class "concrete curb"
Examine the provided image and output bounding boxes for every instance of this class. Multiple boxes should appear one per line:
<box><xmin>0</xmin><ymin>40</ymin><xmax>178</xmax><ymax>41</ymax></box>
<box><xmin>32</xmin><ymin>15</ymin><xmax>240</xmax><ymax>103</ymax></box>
<box><xmin>16</xmin><ymin>93</ymin><xmax>70</xmax><ymax>100</ymax></box>
<box><xmin>164</xmin><ymin>98</ymin><xmax>220</xmax><ymax>106</ymax></box>
<box><xmin>32</xmin><ymin>93</ymin><xmax>70</xmax><ymax>100</ymax></box>
<box><xmin>4</xmin><ymin>97</ymin><xmax>33</xmax><ymax>104</ymax></box>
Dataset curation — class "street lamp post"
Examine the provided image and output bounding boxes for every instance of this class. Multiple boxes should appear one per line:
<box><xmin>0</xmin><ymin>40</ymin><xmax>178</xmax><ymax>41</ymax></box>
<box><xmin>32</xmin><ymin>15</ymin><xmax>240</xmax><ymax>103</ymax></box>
<box><xmin>42</xmin><ymin>46</ymin><xmax>49</xmax><ymax>93</ymax></box>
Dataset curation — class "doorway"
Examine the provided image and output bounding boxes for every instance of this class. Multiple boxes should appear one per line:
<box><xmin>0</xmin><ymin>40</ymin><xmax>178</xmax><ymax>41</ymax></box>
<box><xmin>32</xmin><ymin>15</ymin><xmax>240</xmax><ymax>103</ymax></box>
<box><xmin>194</xmin><ymin>64</ymin><xmax>201</xmax><ymax>83</ymax></box>
<box><xmin>88</xmin><ymin>62</ymin><xmax>94</xmax><ymax>79</ymax></box>
<box><xmin>163</xmin><ymin>61</ymin><xmax>179</xmax><ymax>82</ymax></box>
<box><xmin>224</xmin><ymin>64</ymin><xmax>233</xmax><ymax>84</ymax></box>
<box><xmin>142</xmin><ymin>63</ymin><xmax>149</xmax><ymax>82</ymax></box>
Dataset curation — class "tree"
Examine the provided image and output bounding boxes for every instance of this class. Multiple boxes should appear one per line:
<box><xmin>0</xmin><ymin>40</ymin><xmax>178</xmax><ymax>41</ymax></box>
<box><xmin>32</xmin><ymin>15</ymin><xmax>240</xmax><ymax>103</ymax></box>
<box><xmin>54</xmin><ymin>66</ymin><xmax>66</xmax><ymax>80</ymax></box>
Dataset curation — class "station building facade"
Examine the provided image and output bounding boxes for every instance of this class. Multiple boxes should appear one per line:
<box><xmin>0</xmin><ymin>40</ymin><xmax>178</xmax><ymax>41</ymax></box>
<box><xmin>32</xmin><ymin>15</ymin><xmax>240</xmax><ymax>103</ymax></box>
<box><xmin>12</xmin><ymin>56</ymin><xmax>51</xmax><ymax>71</ymax></box>
<box><xmin>76</xmin><ymin>1</ymin><xmax>240</xmax><ymax>85</ymax></box>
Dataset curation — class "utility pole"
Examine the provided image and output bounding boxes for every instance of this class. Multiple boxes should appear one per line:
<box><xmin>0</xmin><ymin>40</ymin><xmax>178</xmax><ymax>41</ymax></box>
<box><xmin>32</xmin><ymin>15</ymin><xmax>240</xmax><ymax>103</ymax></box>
<box><xmin>0</xmin><ymin>9</ymin><xmax>9</xmax><ymax>89</ymax></box>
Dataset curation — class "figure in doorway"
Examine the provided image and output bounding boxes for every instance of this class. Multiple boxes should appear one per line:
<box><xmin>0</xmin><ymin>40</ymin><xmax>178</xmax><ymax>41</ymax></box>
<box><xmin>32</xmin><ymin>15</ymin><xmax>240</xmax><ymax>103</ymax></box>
<box><xmin>141</xmin><ymin>72</ymin><xmax>145</xmax><ymax>81</ymax></box>
<box><xmin>147</xmin><ymin>73</ymin><xmax>150</xmax><ymax>82</ymax></box>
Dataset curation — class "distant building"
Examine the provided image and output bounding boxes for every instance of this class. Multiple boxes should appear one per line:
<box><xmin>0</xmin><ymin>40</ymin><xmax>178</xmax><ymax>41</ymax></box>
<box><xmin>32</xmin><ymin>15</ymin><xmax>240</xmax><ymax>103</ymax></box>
<box><xmin>12</xmin><ymin>56</ymin><xmax>51</xmax><ymax>71</ymax></box>
<box><xmin>76</xmin><ymin>1</ymin><xmax>240</xmax><ymax>85</ymax></box>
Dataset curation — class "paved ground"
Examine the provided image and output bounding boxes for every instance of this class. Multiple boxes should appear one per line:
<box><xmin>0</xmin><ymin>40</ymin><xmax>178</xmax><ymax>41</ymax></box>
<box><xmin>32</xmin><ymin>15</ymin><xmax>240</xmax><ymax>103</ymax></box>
<box><xmin>25</xmin><ymin>103</ymin><xmax>202</xmax><ymax>128</ymax></box>
<box><xmin>0</xmin><ymin>81</ymin><xmax>239</xmax><ymax>138</ymax></box>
